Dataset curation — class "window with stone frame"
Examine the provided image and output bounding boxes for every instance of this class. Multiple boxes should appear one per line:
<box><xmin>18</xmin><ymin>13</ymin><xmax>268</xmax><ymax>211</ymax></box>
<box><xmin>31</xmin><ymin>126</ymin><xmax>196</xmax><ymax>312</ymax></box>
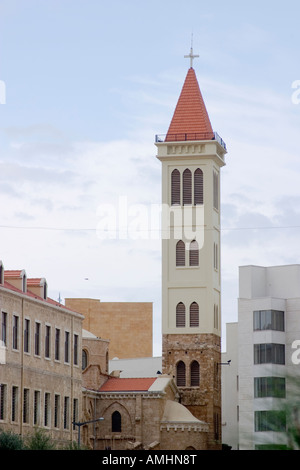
<box><xmin>176</xmin><ymin>361</ymin><xmax>186</xmax><ymax>387</ymax></box>
<box><xmin>112</xmin><ymin>410</ymin><xmax>121</xmax><ymax>432</ymax></box>
<box><xmin>190</xmin><ymin>361</ymin><xmax>200</xmax><ymax>386</ymax></box>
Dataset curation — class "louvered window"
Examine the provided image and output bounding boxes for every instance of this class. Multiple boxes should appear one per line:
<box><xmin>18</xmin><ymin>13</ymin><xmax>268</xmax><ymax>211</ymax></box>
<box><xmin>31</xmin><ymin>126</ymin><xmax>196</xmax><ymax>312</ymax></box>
<box><xmin>176</xmin><ymin>240</ymin><xmax>185</xmax><ymax>266</ymax></box>
<box><xmin>183</xmin><ymin>169</ymin><xmax>192</xmax><ymax>205</ymax></box>
<box><xmin>194</xmin><ymin>168</ymin><xmax>203</xmax><ymax>204</ymax></box>
<box><xmin>176</xmin><ymin>361</ymin><xmax>186</xmax><ymax>387</ymax></box>
<box><xmin>176</xmin><ymin>302</ymin><xmax>186</xmax><ymax>327</ymax></box>
<box><xmin>171</xmin><ymin>169</ymin><xmax>180</xmax><ymax>205</ymax></box>
<box><xmin>190</xmin><ymin>361</ymin><xmax>200</xmax><ymax>386</ymax></box>
<box><xmin>189</xmin><ymin>240</ymin><xmax>199</xmax><ymax>266</ymax></box>
<box><xmin>190</xmin><ymin>302</ymin><xmax>199</xmax><ymax>327</ymax></box>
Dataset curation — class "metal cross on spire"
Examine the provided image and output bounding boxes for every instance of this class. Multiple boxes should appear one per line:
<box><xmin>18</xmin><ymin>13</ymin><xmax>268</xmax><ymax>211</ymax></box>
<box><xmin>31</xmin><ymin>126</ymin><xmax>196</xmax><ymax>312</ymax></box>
<box><xmin>184</xmin><ymin>46</ymin><xmax>199</xmax><ymax>68</ymax></box>
<box><xmin>184</xmin><ymin>35</ymin><xmax>199</xmax><ymax>68</ymax></box>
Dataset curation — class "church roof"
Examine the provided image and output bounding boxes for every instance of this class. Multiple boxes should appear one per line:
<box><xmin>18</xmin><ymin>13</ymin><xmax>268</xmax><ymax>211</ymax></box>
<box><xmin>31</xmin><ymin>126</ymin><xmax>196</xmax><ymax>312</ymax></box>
<box><xmin>165</xmin><ymin>67</ymin><xmax>214</xmax><ymax>142</ymax></box>
<box><xmin>99</xmin><ymin>377</ymin><xmax>157</xmax><ymax>392</ymax></box>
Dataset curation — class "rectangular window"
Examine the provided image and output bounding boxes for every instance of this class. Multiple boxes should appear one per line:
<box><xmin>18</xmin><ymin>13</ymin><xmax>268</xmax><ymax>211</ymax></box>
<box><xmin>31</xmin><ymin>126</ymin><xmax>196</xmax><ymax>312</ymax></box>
<box><xmin>73</xmin><ymin>398</ymin><xmax>78</xmax><ymax>430</ymax></box>
<box><xmin>54</xmin><ymin>394</ymin><xmax>60</xmax><ymax>428</ymax></box>
<box><xmin>74</xmin><ymin>334</ymin><xmax>78</xmax><ymax>365</ymax></box>
<box><xmin>55</xmin><ymin>328</ymin><xmax>60</xmax><ymax>361</ymax></box>
<box><xmin>35</xmin><ymin>322</ymin><xmax>41</xmax><ymax>356</ymax></box>
<box><xmin>254</xmin><ymin>343</ymin><xmax>285</xmax><ymax>365</ymax></box>
<box><xmin>12</xmin><ymin>386</ymin><xmax>18</xmax><ymax>422</ymax></box>
<box><xmin>64</xmin><ymin>396</ymin><xmax>69</xmax><ymax>429</ymax></box>
<box><xmin>45</xmin><ymin>325</ymin><xmax>51</xmax><ymax>358</ymax></box>
<box><xmin>64</xmin><ymin>331</ymin><xmax>69</xmax><ymax>363</ymax></box>
<box><xmin>12</xmin><ymin>315</ymin><xmax>19</xmax><ymax>350</ymax></box>
<box><xmin>255</xmin><ymin>410</ymin><xmax>286</xmax><ymax>432</ymax></box>
<box><xmin>44</xmin><ymin>392</ymin><xmax>50</xmax><ymax>427</ymax></box>
<box><xmin>24</xmin><ymin>319</ymin><xmax>30</xmax><ymax>353</ymax></box>
<box><xmin>34</xmin><ymin>390</ymin><xmax>41</xmax><ymax>426</ymax></box>
<box><xmin>23</xmin><ymin>388</ymin><xmax>29</xmax><ymax>424</ymax></box>
<box><xmin>0</xmin><ymin>384</ymin><xmax>6</xmax><ymax>420</ymax></box>
<box><xmin>1</xmin><ymin>312</ymin><xmax>7</xmax><ymax>346</ymax></box>
<box><xmin>254</xmin><ymin>377</ymin><xmax>286</xmax><ymax>398</ymax></box>
<box><xmin>213</xmin><ymin>171</ymin><xmax>219</xmax><ymax>210</ymax></box>
<box><xmin>253</xmin><ymin>310</ymin><xmax>284</xmax><ymax>331</ymax></box>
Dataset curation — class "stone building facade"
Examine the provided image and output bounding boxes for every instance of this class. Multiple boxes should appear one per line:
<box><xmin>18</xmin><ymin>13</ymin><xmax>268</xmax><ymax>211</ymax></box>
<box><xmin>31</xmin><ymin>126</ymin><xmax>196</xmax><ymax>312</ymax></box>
<box><xmin>80</xmin><ymin>328</ymin><xmax>209</xmax><ymax>450</ymax></box>
<box><xmin>0</xmin><ymin>261</ymin><xmax>83</xmax><ymax>446</ymax></box>
<box><xmin>65</xmin><ymin>298</ymin><xmax>153</xmax><ymax>360</ymax></box>
<box><xmin>81</xmin><ymin>375</ymin><xmax>209</xmax><ymax>450</ymax></box>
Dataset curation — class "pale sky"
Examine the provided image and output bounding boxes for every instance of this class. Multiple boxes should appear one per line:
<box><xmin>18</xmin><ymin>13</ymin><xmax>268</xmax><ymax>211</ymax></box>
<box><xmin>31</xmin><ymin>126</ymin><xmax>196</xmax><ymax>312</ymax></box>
<box><xmin>1</xmin><ymin>0</ymin><xmax>300</xmax><ymax>355</ymax></box>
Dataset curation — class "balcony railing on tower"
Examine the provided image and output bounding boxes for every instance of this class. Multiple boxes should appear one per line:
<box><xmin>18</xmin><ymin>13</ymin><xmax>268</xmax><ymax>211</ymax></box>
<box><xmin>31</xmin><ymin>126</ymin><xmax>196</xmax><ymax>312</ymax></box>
<box><xmin>155</xmin><ymin>131</ymin><xmax>227</xmax><ymax>151</ymax></box>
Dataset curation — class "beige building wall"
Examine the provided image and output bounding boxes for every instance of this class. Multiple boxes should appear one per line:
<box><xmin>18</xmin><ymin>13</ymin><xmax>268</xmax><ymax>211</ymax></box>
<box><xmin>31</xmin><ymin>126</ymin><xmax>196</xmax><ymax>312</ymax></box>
<box><xmin>0</xmin><ymin>269</ymin><xmax>84</xmax><ymax>446</ymax></box>
<box><xmin>65</xmin><ymin>298</ymin><xmax>153</xmax><ymax>360</ymax></box>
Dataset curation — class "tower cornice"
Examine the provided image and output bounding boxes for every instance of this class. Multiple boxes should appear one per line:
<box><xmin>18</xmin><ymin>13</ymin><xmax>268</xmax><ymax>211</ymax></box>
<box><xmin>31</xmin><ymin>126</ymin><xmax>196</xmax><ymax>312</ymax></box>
<box><xmin>155</xmin><ymin>139</ymin><xmax>226</xmax><ymax>167</ymax></box>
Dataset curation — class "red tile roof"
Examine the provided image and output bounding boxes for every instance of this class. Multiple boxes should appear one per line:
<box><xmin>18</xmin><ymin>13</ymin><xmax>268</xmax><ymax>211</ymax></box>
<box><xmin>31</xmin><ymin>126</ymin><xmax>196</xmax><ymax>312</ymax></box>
<box><xmin>165</xmin><ymin>67</ymin><xmax>214</xmax><ymax>142</ymax></box>
<box><xmin>27</xmin><ymin>278</ymin><xmax>44</xmax><ymax>285</ymax></box>
<box><xmin>99</xmin><ymin>377</ymin><xmax>156</xmax><ymax>392</ymax></box>
<box><xmin>4</xmin><ymin>270</ymin><xmax>24</xmax><ymax>277</ymax></box>
<box><xmin>2</xmin><ymin>279</ymin><xmax>79</xmax><ymax>314</ymax></box>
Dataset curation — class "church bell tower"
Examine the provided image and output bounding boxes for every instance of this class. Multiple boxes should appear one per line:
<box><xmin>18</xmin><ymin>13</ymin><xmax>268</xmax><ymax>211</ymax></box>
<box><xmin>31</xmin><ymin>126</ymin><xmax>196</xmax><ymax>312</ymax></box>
<box><xmin>155</xmin><ymin>49</ymin><xmax>227</xmax><ymax>450</ymax></box>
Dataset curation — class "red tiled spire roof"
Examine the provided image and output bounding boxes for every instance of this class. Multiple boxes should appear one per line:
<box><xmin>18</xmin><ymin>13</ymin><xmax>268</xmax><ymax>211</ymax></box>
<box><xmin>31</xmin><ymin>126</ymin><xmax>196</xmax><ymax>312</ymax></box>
<box><xmin>99</xmin><ymin>377</ymin><xmax>156</xmax><ymax>392</ymax></box>
<box><xmin>165</xmin><ymin>67</ymin><xmax>214</xmax><ymax>142</ymax></box>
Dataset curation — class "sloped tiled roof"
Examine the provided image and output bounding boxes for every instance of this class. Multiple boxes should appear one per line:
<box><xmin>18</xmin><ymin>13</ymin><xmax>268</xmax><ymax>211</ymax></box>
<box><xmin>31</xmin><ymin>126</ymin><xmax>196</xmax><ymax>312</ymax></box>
<box><xmin>99</xmin><ymin>377</ymin><xmax>157</xmax><ymax>392</ymax></box>
<box><xmin>27</xmin><ymin>278</ymin><xmax>45</xmax><ymax>286</ymax></box>
<box><xmin>1</xmin><ymin>278</ymin><xmax>80</xmax><ymax>314</ymax></box>
<box><xmin>4</xmin><ymin>270</ymin><xmax>24</xmax><ymax>277</ymax></box>
<box><xmin>165</xmin><ymin>67</ymin><xmax>214</xmax><ymax>142</ymax></box>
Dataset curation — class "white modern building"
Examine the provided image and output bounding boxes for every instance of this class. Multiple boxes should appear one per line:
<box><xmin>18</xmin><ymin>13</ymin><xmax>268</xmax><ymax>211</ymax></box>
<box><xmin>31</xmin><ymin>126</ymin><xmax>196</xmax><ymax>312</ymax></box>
<box><xmin>222</xmin><ymin>265</ymin><xmax>300</xmax><ymax>450</ymax></box>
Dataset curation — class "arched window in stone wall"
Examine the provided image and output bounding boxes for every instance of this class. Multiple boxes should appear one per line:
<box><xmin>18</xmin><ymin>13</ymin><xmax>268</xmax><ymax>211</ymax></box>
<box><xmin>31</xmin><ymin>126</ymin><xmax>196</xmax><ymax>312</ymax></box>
<box><xmin>112</xmin><ymin>410</ymin><xmax>121</xmax><ymax>433</ymax></box>
<box><xmin>190</xmin><ymin>361</ymin><xmax>200</xmax><ymax>386</ymax></box>
<box><xmin>176</xmin><ymin>361</ymin><xmax>186</xmax><ymax>387</ymax></box>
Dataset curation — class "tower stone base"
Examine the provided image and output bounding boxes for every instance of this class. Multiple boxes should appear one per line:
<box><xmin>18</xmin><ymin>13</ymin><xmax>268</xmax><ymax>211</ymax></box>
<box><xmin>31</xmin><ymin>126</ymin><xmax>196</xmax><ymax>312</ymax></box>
<box><xmin>162</xmin><ymin>333</ymin><xmax>222</xmax><ymax>450</ymax></box>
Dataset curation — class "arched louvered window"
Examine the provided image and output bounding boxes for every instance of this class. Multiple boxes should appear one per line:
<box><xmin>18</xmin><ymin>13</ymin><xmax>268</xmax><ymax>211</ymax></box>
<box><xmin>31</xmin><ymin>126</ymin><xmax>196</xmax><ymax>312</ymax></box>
<box><xmin>183</xmin><ymin>169</ymin><xmax>192</xmax><ymax>205</ymax></box>
<box><xmin>190</xmin><ymin>361</ymin><xmax>200</xmax><ymax>386</ymax></box>
<box><xmin>112</xmin><ymin>411</ymin><xmax>121</xmax><ymax>432</ymax></box>
<box><xmin>176</xmin><ymin>361</ymin><xmax>186</xmax><ymax>387</ymax></box>
<box><xmin>189</xmin><ymin>240</ymin><xmax>199</xmax><ymax>266</ymax></box>
<box><xmin>176</xmin><ymin>302</ymin><xmax>185</xmax><ymax>327</ymax></box>
<box><xmin>176</xmin><ymin>240</ymin><xmax>185</xmax><ymax>266</ymax></box>
<box><xmin>190</xmin><ymin>302</ymin><xmax>199</xmax><ymax>327</ymax></box>
<box><xmin>171</xmin><ymin>169</ymin><xmax>180</xmax><ymax>205</ymax></box>
<box><xmin>194</xmin><ymin>168</ymin><xmax>203</xmax><ymax>205</ymax></box>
